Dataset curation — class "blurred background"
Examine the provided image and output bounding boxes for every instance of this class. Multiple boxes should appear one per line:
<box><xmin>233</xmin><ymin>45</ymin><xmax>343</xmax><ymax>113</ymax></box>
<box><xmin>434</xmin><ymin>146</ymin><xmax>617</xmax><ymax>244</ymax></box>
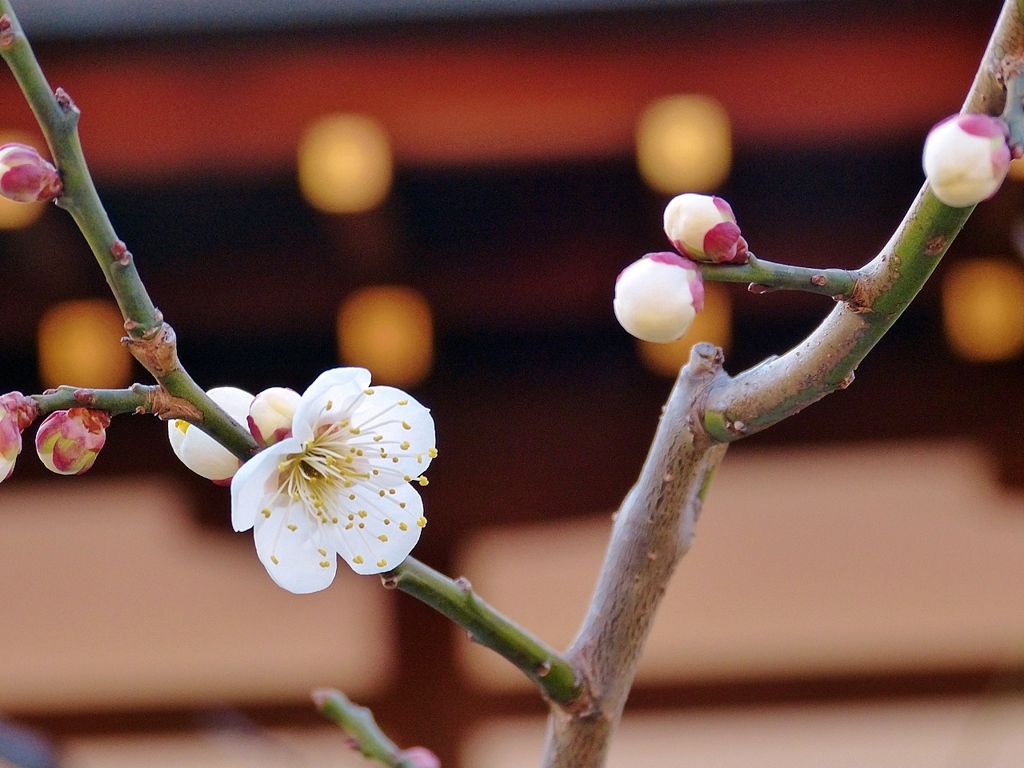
<box><xmin>1</xmin><ymin>0</ymin><xmax>1024</xmax><ymax>765</ymax></box>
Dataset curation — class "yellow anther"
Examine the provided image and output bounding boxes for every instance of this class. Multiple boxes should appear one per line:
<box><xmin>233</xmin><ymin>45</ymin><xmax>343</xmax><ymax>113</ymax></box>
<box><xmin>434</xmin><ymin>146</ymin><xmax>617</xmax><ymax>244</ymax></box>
<box><xmin>402</xmin><ymin>421</ymin><xmax>411</xmax><ymax>430</ymax></box>
<box><xmin>380</xmin><ymin>449</ymin><xmax>388</xmax><ymax>458</ymax></box>
<box><xmin>418</xmin><ymin>476</ymin><xmax>429</xmax><ymax>486</ymax></box>
<box><xmin>278</xmin><ymin>461</ymin><xmax>287</xmax><ymax>472</ymax></box>
<box><xmin>400</xmin><ymin>441</ymin><xmax>410</xmax><ymax>450</ymax></box>
<box><xmin>348</xmin><ymin>513</ymin><xmax>355</xmax><ymax>520</ymax></box>
<box><xmin>271</xmin><ymin>555</ymin><xmax>280</xmax><ymax>565</ymax></box>
<box><xmin>326</xmin><ymin>400</ymin><xmax>334</xmax><ymax>410</ymax></box>
<box><xmin>398</xmin><ymin>399</ymin><xmax>408</xmax><ymax>406</ymax></box>
<box><xmin>345</xmin><ymin>523</ymin><xmax>353</xmax><ymax>530</ymax></box>
<box><xmin>340</xmin><ymin>419</ymin><xmax>349</xmax><ymax>428</ymax></box>
<box><xmin>350</xmin><ymin>427</ymin><xmax>361</xmax><ymax>435</ymax></box>
<box><xmin>417</xmin><ymin>454</ymin><xmax>423</xmax><ymax>463</ymax></box>
<box><xmin>379</xmin><ymin>490</ymin><xmax>386</xmax><ymax>497</ymax></box>
<box><xmin>358</xmin><ymin>510</ymin><xmax>368</xmax><ymax>518</ymax></box>
<box><xmin>174</xmin><ymin>419</ymin><xmax>190</xmax><ymax>435</ymax></box>
<box><xmin>373</xmin><ymin>435</ymin><xmax>383</xmax><ymax>443</ymax></box>
<box><xmin>399</xmin><ymin>522</ymin><xmax>409</xmax><ymax>531</ymax></box>
<box><xmin>377</xmin><ymin>559</ymin><xmax>387</xmax><ymax>568</ymax></box>
<box><xmin>344</xmin><ymin>480</ymin><xmax>353</xmax><ymax>487</ymax></box>
<box><xmin>318</xmin><ymin>548</ymin><xmax>327</xmax><ymax>556</ymax></box>
<box><xmin>384</xmin><ymin>518</ymin><xmax>391</xmax><ymax>525</ymax></box>
<box><xmin>345</xmin><ymin>455</ymin><xmax>354</xmax><ymax>464</ymax></box>
<box><xmin>428</xmin><ymin>447</ymin><xmax>438</xmax><ymax>458</ymax></box>
<box><xmin>364</xmin><ymin>388</ymin><xmax>375</xmax><ymax>395</ymax></box>
<box><xmin>392</xmin><ymin>457</ymin><xmax>399</xmax><ymax>463</ymax></box>
<box><xmin>358</xmin><ymin>522</ymin><xmax>365</xmax><ymax>529</ymax></box>
<box><xmin>261</xmin><ymin>508</ymin><xmax>272</xmax><ymax>518</ymax></box>
<box><xmin>399</xmin><ymin>502</ymin><xmax>407</xmax><ymax>509</ymax></box>
<box><xmin>356</xmin><ymin>449</ymin><xmax>364</xmax><ymax>456</ymax></box>
<box><xmin>416</xmin><ymin>516</ymin><xmax>427</xmax><ymax>527</ymax></box>
<box><xmin>332</xmin><ymin>517</ymin><xmax>339</xmax><ymax>524</ymax></box>
<box><xmin>372</xmin><ymin>469</ymin><xmax>380</xmax><ymax>475</ymax></box>
<box><xmin>378</xmin><ymin>534</ymin><xmax>388</xmax><ymax>542</ymax></box>
<box><xmin>353</xmin><ymin>555</ymin><xmax>364</xmax><ymax>564</ymax></box>
<box><xmin>320</xmin><ymin>560</ymin><xmax>331</xmax><ymax>568</ymax></box>
<box><xmin>288</xmin><ymin>524</ymin><xmax>298</xmax><ymax>531</ymax></box>
<box><xmin>389</xmin><ymin>488</ymin><xmax>396</xmax><ymax>494</ymax></box>
<box><xmin>349</xmin><ymin>493</ymin><xmax>356</xmax><ymax>500</ymax></box>
<box><xmin>404</xmin><ymin>475</ymin><xmax>411</xmax><ymax>481</ymax></box>
<box><xmin>291</xmin><ymin>492</ymin><xmax>300</xmax><ymax>501</ymax></box>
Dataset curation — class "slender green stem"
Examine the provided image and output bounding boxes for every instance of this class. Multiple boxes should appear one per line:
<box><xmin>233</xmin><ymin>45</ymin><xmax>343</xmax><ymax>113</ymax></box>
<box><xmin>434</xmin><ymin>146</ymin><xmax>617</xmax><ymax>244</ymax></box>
<box><xmin>31</xmin><ymin>385</ymin><xmax>157</xmax><ymax>417</ymax></box>
<box><xmin>313</xmin><ymin>689</ymin><xmax>433</xmax><ymax>768</ymax></box>
<box><xmin>701</xmin><ymin>253</ymin><xmax>857</xmax><ymax>298</ymax></box>
<box><xmin>0</xmin><ymin>1</ymin><xmax>257</xmax><ymax>461</ymax></box>
<box><xmin>701</xmin><ymin>0</ymin><xmax>1023</xmax><ymax>442</ymax></box>
<box><xmin>384</xmin><ymin>557</ymin><xmax>584</xmax><ymax>705</ymax></box>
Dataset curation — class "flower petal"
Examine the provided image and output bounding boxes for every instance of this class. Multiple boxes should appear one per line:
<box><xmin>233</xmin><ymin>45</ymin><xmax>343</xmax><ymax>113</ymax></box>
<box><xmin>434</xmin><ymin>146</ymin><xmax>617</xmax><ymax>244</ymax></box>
<box><xmin>293</xmin><ymin>368</ymin><xmax>371</xmax><ymax>442</ymax></box>
<box><xmin>253</xmin><ymin>503</ymin><xmax>338</xmax><ymax>593</ymax></box>
<box><xmin>328</xmin><ymin>480</ymin><xmax>425</xmax><ymax>575</ymax></box>
<box><xmin>348</xmin><ymin>386</ymin><xmax>436</xmax><ymax>480</ymax></box>
<box><xmin>230</xmin><ymin>439</ymin><xmax>297</xmax><ymax>532</ymax></box>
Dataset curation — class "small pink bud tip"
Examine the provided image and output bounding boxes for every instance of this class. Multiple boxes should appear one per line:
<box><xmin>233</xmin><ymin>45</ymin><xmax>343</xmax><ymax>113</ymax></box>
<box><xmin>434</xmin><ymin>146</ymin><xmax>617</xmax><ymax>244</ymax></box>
<box><xmin>35</xmin><ymin>407</ymin><xmax>109</xmax><ymax>476</ymax></box>
<box><xmin>0</xmin><ymin>143</ymin><xmax>61</xmax><ymax>203</ymax></box>
<box><xmin>663</xmin><ymin>193</ymin><xmax>745</xmax><ymax>263</ymax></box>
<box><xmin>613</xmin><ymin>252</ymin><xmax>704</xmax><ymax>343</ymax></box>
<box><xmin>923</xmin><ymin>113</ymin><xmax>1011</xmax><ymax>207</ymax></box>
<box><xmin>399</xmin><ymin>746</ymin><xmax>442</xmax><ymax>768</ymax></box>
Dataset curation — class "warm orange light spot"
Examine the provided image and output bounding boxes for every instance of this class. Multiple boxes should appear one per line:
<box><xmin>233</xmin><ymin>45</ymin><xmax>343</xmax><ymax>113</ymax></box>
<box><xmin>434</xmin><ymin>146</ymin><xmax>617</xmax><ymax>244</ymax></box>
<box><xmin>298</xmin><ymin>114</ymin><xmax>393</xmax><ymax>214</ymax></box>
<box><xmin>637</xmin><ymin>282</ymin><xmax>731</xmax><ymax>377</ymax></box>
<box><xmin>337</xmin><ymin>286</ymin><xmax>433</xmax><ymax>387</ymax></box>
<box><xmin>636</xmin><ymin>95</ymin><xmax>732</xmax><ymax>194</ymax></box>
<box><xmin>943</xmin><ymin>258</ymin><xmax>1024</xmax><ymax>362</ymax></box>
<box><xmin>38</xmin><ymin>299</ymin><xmax>132</xmax><ymax>388</ymax></box>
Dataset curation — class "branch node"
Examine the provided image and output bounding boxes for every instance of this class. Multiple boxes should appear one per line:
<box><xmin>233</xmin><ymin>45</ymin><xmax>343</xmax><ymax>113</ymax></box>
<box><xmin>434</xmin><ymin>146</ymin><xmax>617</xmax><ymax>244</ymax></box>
<box><xmin>536</xmin><ymin>660</ymin><xmax>552</xmax><ymax>677</ymax></box>
<box><xmin>123</xmin><ymin>321</ymin><xmax>180</xmax><ymax>378</ymax></box>
<box><xmin>147</xmin><ymin>386</ymin><xmax>202</xmax><ymax>421</ymax></box>
<box><xmin>380</xmin><ymin>572</ymin><xmax>399</xmax><ymax>590</ymax></box>
<box><xmin>924</xmin><ymin>235</ymin><xmax>947</xmax><ymax>256</ymax></box>
<box><xmin>0</xmin><ymin>15</ymin><xmax>14</xmax><ymax>48</ymax></box>
<box><xmin>838</xmin><ymin>370</ymin><xmax>856</xmax><ymax>390</ymax></box>
<box><xmin>454</xmin><ymin>576</ymin><xmax>473</xmax><ymax>592</ymax></box>
<box><xmin>110</xmin><ymin>239</ymin><xmax>133</xmax><ymax>266</ymax></box>
<box><xmin>810</xmin><ymin>274</ymin><xmax>827</xmax><ymax>286</ymax></box>
<box><xmin>53</xmin><ymin>87</ymin><xmax>77</xmax><ymax>115</ymax></box>
<box><xmin>72</xmin><ymin>388</ymin><xmax>97</xmax><ymax>406</ymax></box>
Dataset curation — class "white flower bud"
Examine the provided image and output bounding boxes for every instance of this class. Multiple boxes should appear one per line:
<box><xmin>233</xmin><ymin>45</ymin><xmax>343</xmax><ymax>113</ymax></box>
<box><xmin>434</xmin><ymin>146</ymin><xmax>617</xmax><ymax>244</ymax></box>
<box><xmin>922</xmin><ymin>114</ymin><xmax>1010</xmax><ymax>207</ymax></box>
<box><xmin>168</xmin><ymin>386</ymin><xmax>253</xmax><ymax>484</ymax></box>
<box><xmin>663</xmin><ymin>193</ymin><xmax>745</xmax><ymax>264</ymax></box>
<box><xmin>248</xmin><ymin>386</ymin><xmax>300</xmax><ymax>447</ymax></box>
<box><xmin>613</xmin><ymin>252</ymin><xmax>704</xmax><ymax>343</ymax></box>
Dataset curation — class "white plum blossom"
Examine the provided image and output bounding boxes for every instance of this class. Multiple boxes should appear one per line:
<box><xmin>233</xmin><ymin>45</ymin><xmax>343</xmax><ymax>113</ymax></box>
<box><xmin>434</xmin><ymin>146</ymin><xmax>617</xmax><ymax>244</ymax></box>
<box><xmin>230</xmin><ymin>367</ymin><xmax>435</xmax><ymax>593</ymax></box>
<box><xmin>613</xmin><ymin>252</ymin><xmax>704</xmax><ymax>343</ymax></box>
<box><xmin>922</xmin><ymin>113</ymin><xmax>1010</xmax><ymax>207</ymax></box>
<box><xmin>168</xmin><ymin>386</ymin><xmax>254</xmax><ymax>484</ymax></box>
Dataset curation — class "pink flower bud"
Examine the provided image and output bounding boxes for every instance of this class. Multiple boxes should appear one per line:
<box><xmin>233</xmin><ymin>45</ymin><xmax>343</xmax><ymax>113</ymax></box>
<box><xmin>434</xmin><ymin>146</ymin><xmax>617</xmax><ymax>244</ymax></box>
<box><xmin>35</xmin><ymin>407</ymin><xmax>109</xmax><ymax>476</ymax></box>
<box><xmin>923</xmin><ymin>114</ymin><xmax>1010</xmax><ymax>208</ymax></box>
<box><xmin>613</xmin><ymin>252</ymin><xmax>704</xmax><ymax>343</ymax></box>
<box><xmin>663</xmin><ymin>193</ymin><xmax>745</xmax><ymax>264</ymax></box>
<box><xmin>0</xmin><ymin>143</ymin><xmax>61</xmax><ymax>203</ymax></box>
<box><xmin>0</xmin><ymin>392</ymin><xmax>37</xmax><ymax>482</ymax></box>
<box><xmin>248</xmin><ymin>387</ymin><xmax>300</xmax><ymax>447</ymax></box>
<box><xmin>399</xmin><ymin>747</ymin><xmax>441</xmax><ymax>768</ymax></box>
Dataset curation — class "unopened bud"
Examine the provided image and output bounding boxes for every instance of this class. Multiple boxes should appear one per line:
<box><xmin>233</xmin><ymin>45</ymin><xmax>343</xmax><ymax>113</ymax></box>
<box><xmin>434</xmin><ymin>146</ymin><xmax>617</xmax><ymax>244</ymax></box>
<box><xmin>613</xmin><ymin>252</ymin><xmax>704</xmax><ymax>343</ymax></box>
<box><xmin>0</xmin><ymin>392</ymin><xmax>37</xmax><ymax>482</ymax></box>
<box><xmin>663</xmin><ymin>193</ymin><xmax>745</xmax><ymax>264</ymax></box>
<box><xmin>35</xmin><ymin>408</ymin><xmax>109</xmax><ymax>475</ymax></box>
<box><xmin>923</xmin><ymin>114</ymin><xmax>1010</xmax><ymax>208</ymax></box>
<box><xmin>0</xmin><ymin>143</ymin><xmax>61</xmax><ymax>203</ymax></box>
<box><xmin>399</xmin><ymin>747</ymin><xmax>441</xmax><ymax>768</ymax></box>
<box><xmin>168</xmin><ymin>386</ymin><xmax>253</xmax><ymax>484</ymax></box>
<box><xmin>248</xmin><ymin>387</ymin><xmax>300</xmax><ymax>447</ymax></box>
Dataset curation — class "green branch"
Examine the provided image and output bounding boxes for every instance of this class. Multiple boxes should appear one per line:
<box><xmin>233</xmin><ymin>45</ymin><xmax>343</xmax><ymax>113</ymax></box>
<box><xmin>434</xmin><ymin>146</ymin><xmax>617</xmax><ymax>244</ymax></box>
<box><xmin>0</xmin><ymin>0</ymin><xmax>257</xmax><ymax>462</ymax></box>
<box><xmin>383</xmin><ymin>557</ymin><xmax>584</xmax><ymax>706</ymax></box>
<box><xmin>29</xmin><ymin>384</ymin><xmax>207</xmax><ymax>423</ymax></box>
<box><xmin>701</xmin><ymin>253</ymin><xmax>857</xmax><ymax>298</ymax></box>
<box><xmin>313</xmin><ymin>689</ymin><xmax>437</xmax><ymax>768</ymax></box>
<box><xmin>701</xmin><ymin>0</ymin><xmax>1024</xmax><ymax>442</ymax></box>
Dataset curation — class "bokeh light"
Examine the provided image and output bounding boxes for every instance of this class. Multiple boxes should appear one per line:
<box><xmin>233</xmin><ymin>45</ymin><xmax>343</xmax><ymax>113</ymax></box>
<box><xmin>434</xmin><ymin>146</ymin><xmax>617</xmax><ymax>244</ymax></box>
<box><xmin>38</xmin><ymin>299</ymin><xmax>132</xmax><ymax>388</ymax></box>
<box><xmin>942</xmin><ymin>258</ymin><xmax>1024</xmax><ymax>362</ymax></box>
<box><xmin>636</xmin><ymin>95</ymin><xmax>732</xmax><ymax>194</ymax></box>
<box><xmin>298</xmin><ymin>114</ymin><xmax>393</xmax><ymax>214</ymax></box>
